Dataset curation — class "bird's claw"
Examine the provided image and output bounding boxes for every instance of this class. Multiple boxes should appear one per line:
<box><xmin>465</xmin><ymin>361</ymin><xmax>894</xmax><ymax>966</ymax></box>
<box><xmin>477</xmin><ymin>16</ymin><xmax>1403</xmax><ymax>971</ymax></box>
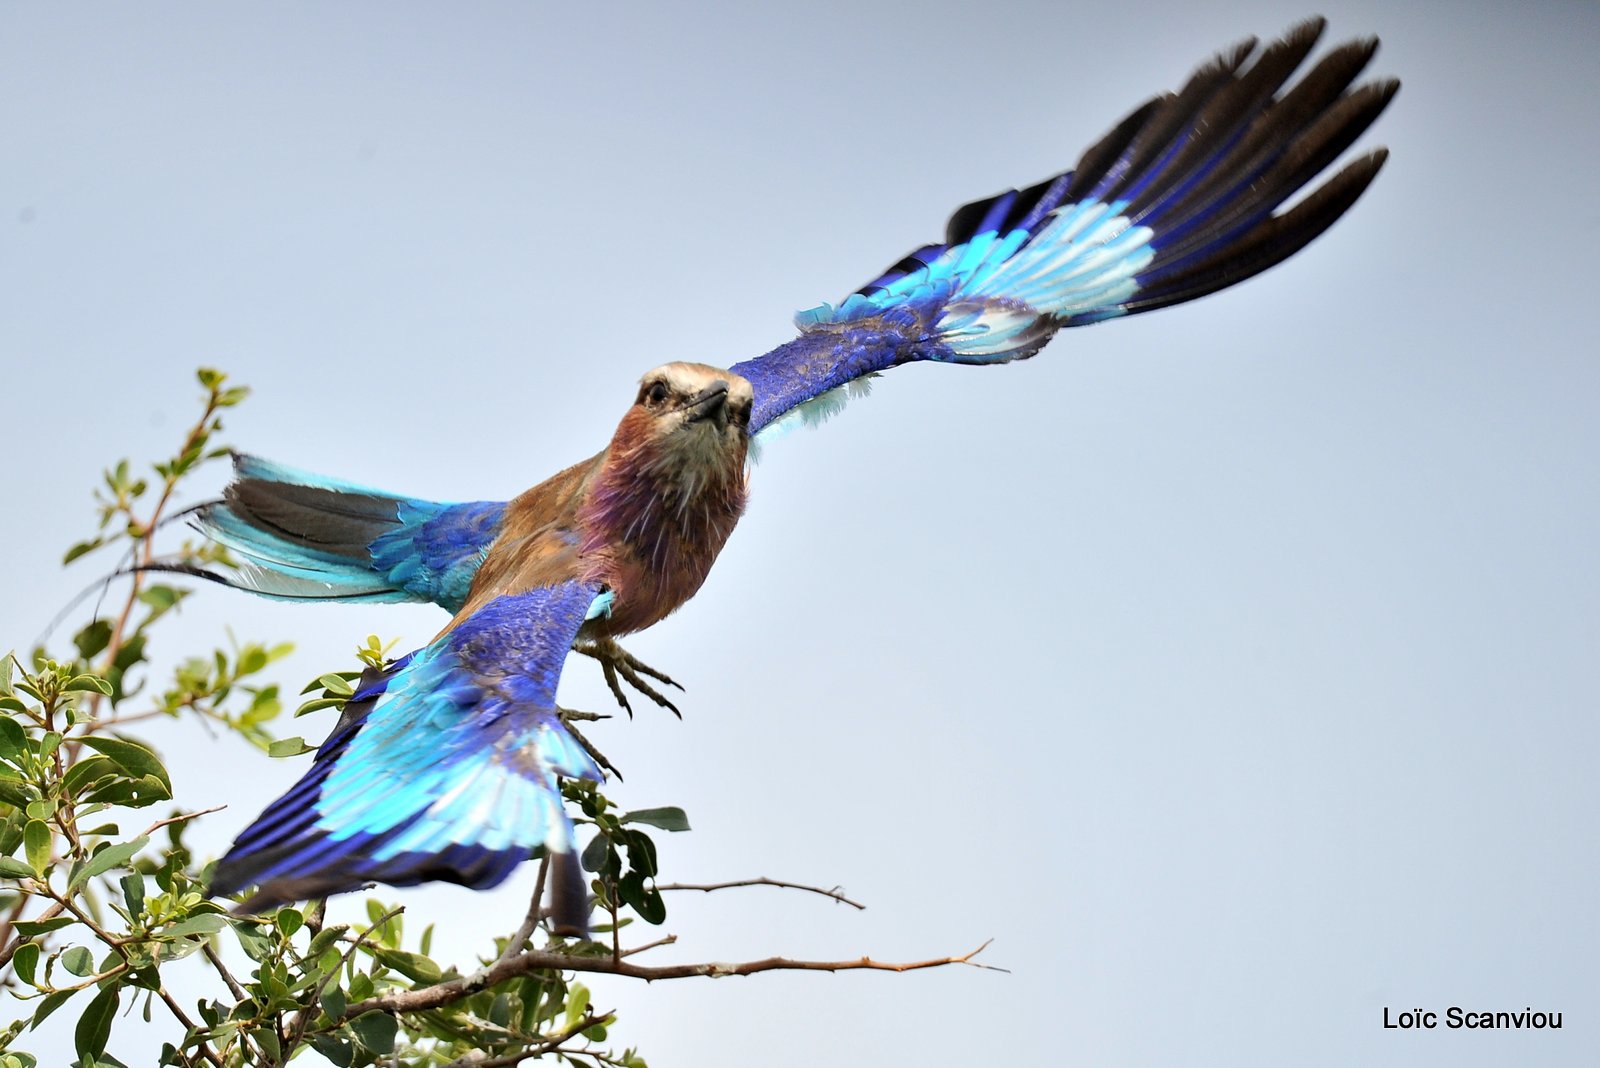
<box><xmin>575</xmin><ymin>638</ymin><xmax>684</xmax><ymax>719</ymax></box>
<box><xmin>557</xmin><ymin>706</ymin><xmax>624</xmax><ymax>781</ymax></box>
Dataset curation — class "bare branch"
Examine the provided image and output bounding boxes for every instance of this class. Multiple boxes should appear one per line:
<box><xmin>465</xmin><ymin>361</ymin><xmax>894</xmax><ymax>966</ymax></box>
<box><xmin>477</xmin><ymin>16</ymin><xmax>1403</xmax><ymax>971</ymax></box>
<box><xmin>156</xmin><ymin>986</ymin><xmax>227</xmax><ymax>1068</ymax></box>
<box><xmin>658</xmin><ymin>877</ymin><xmax>866</xmax><ymax>910</ymax></box>
<box><xmin>201</xmin><ymin>943</ymin><xmax>248</xmax><ymax>1003</ymax></box>
<box><xmin>345</xmin><ymin>940</ymin><xmax>1002</xmax><ymax>1018</ymax></box>
<box><xmin>497</xmin><ymin>856</ymin><xmax>549</xmax><ymax>965</ymax></box>
<box><xmin>142</xmin><ymin>804</ymin><xmax>227</xmax><ymax>837</ymax></box>
<box><xmin>620</xmin><ymin>934</ymin><xmax>676</xmax><ymax>958</ymax></box>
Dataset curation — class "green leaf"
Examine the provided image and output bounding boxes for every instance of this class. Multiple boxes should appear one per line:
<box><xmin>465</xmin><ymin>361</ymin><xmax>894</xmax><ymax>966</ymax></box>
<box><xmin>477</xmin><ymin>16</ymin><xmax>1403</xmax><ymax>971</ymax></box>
<box><xmin>347</xmin><ymin>973</ymin><xmax>374</xmax><ymax>1001</ymax></box>
<box><xmin>306</xmin><ymin>1035</ymin><xmax>354</xmax><ymax>1067</ymax></box>
<box><xmin>23</xmin><ymin>820</ymin><xmax>51</xmax><ymax>877</ymax></box>
<box><xmin>250</xmin><ymin>1026</ymin><xmax>282</xmax><ymax>1063</ymax></box>
<box><xmin>63</xmin><ymin>675</ymin><xmax>113</xmax><ymax>696</ymax></box>
<box><xmin>230</xmin><ymin>920</ymin><xmax>273</xmax><ymax>961</ymax></box>
<box><xmin>581</xmin><ymin>833</ymin><xmax>612</xmax><ymax>875</ymax></box>
<box><xmin>79</xmin><ymin>738</ymin><xmax>171</xmax><ymax>793</ymax></box>
<box><xmin>69</xmin><ymin>835</ymin><xmax>148</xmax><ymax>891</ymax></box>
<box><xmin>0</xmin><ymin>857</ymin><xmax>34</xmax><ymax>879</ymax></box>
<box><xmin>320</xmin><ymin>985</ymin><xmax>346</xmax><ymax>1022</ymax></box>
<box><xmin>623</xmin><ymin>829</ymin><xmax>659</xmax><ymax>878</ymax></box>
<box><xmin>634</xmin><ymin>886</ymin><xmax>666</xmax><ymax>925</ymax></box>
<box><xmin>564</xmin><ymin>982</ymin><xmax>591</xmax><ymax>1029</ymax></box>
<box><xmin>74</xmin><ymin>985</ymin><xmax>119</xmax><ymax>1062</ymax></box>
<box><xmin>120</xmin><ymin>873</ymin><xmax>145</xmax><ymax>917</ymax></box>
<box><xmin>304</xmin><ymin>673</ymin><xmax>355</xmax><ymax>697</ymax></box>
<box><xmin>11</xmin><ymin>941</ymin><xmax>39</xmax><ymax>985</ymax></box>
<box><xmin>306</xmin><ymin>924</ymin><xmax>350</xmax><ymax>957</ymax></box>
<box><xmin>0</xmin><ymin>717</ymin><xmax>25</xmax><ymax>764</ymax></box>
<box><xmin>349</xmin><ymin>1012</ymin><xmax>397</xmax><ymax>1054</ymax></box>
<box><xmin>620</xmin><ymin>806</ymin><xmax>691</xmax><ymax>832</ymax></box>
<box><xmin>13</xmin><ymin>916</ymin><xmax>75</xmax><ymax>937</ymax></box>
<box><xmin>80</xmin><ymin>775</ymin><xmax>170</xmax><ymax>809</ymax></box>
<box><xmin>617</xmin><ymin>871</ymin><xmax>666</xmax><ymax>924</ymax></box>
<box><xmin>73</xmin><ymin>620</ymin><xmax>114</xmax><ymax>661</ymax></box>
<box><xmin>158</xmin><ymin>914</ymin><xmax>226</xmax><ymax>940</ymax></box>
<box><xmin>274</xmin><ymin>907</ymin><xmax>303</xmax><ymax>938</ymax></box>
<box><xmin>61</xmin><ymin>945</ymin><xmax>95</xmax><ymax>977</ymax></box>
<box><xmin>29</xmin><ymin>989</ymin><xmax>76</xmax><ymax>1030</ymax></box>
<box><xmin>0</xmin><ymin>777</ymin><xmax>32</xmax><ymax>809</ymax></box>
<box><xmin>63</xmin><ymin>756</ymin><xmax>120</xmax><ymax>796</ymax></box>
<box><xmin>63</xmin><ymin>538</ymin><xmax>105</xmax><ymax>565</ymax></box>
<box><xmin>137</xmin><ymin>585</ymin><xmax>182</xmax><ymax>612</ymax></box>
<box><xmin>267</xmin><ymin>737</ymin><xmax>314</xmax><ymax>758</ymax></box>
<box><xmin>374</xmin><ymin>948</ymin><xmax>441</xmax><ymax>984</ymax></box>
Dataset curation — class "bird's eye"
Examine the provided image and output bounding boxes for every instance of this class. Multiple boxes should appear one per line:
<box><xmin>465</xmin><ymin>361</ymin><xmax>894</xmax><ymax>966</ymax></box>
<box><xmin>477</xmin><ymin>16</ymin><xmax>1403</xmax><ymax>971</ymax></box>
<box><xmin>641</xmin><ymin>381</ymin><xmax>669</xmax><ymax>407</ymax></box>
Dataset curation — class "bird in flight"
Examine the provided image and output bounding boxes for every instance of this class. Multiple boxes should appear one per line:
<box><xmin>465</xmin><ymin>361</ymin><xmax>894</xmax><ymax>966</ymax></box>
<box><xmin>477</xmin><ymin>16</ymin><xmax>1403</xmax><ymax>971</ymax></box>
<box><xmin>206</xmin><ymin>19</ymin><xmax>1397</xmax><ymax>934</ymax></box>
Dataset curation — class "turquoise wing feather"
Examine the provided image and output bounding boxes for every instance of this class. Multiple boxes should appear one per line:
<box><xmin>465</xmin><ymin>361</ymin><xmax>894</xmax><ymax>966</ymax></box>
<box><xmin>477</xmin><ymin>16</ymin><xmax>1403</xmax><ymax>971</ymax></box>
<box><xmin>210</xmin><ymin>580</ymin><xmax>604</xmax><ymax>931</ymax></box>
<box><xmin>733</xmin><ymin>20</ymin><xmax>1394</xmax><ymax>436</ymax></box>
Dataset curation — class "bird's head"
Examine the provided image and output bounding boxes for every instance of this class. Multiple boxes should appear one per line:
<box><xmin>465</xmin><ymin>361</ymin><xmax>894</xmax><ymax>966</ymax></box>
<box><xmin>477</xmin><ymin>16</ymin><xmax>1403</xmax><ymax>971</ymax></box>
<box><xmin>613</xmin><ymin>362</ymin><xmax>754</xmax><ymax>475</ymax></box>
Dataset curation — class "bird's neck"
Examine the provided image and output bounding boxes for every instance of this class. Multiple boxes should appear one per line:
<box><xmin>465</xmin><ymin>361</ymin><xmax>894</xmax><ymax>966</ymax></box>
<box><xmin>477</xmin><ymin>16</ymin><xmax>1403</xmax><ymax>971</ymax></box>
<box><xmin>577</xmin><ymin>435</ymin><xmax>747</xmax><ymax>634</ymax></box>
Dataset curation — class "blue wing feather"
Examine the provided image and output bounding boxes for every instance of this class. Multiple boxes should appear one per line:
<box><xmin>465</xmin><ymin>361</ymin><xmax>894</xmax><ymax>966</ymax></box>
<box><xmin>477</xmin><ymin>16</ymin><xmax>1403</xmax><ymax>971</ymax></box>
<box><xmin>211</xmin><ymin>581</ymin><xmax>605</xmax><ymax>931</ymax></box>
<box><xmin>735</xmin><ymin>20</ymin><xmax>1392</xmax><ymax>437</ymax></box>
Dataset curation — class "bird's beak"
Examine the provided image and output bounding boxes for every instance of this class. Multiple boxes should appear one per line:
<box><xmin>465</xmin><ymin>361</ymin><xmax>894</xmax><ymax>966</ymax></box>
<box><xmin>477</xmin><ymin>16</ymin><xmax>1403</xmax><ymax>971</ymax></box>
<box><xmin>684</xmin><ymin>380</ymin><xmax>730</xmax><ymax>425</ymax></box>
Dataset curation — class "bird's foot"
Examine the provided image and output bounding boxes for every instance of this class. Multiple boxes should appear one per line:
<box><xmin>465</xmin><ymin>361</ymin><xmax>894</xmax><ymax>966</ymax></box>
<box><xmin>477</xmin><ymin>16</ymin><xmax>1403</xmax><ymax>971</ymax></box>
<box><xmin>573</xmin><ymin>637</ymin><xmax>684</xmax><ymax>719</ymax></box>
<box><xmin>557</xmin><ymin>706</ymin><xmax>623</xmax><ymax>781</ymax></box>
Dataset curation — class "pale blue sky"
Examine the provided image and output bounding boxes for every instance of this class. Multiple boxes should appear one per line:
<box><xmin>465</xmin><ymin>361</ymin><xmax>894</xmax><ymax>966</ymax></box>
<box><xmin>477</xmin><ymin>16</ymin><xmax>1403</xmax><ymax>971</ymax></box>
<box><xmin>3</xmin><ymin>2</ymin><xmax>1598</xmax><ymax>1065</ymax></box>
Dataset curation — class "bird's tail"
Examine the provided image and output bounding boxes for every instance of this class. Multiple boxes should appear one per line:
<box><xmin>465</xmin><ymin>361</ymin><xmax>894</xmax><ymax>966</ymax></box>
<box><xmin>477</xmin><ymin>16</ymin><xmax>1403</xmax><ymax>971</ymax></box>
<box><xmin>173</xmin><ymin>453</ymin><xmax>505</xmax><ymax>613</ymax></box>
<box><xmin>800</xmin><ymin>17</ymin><xmax>1394</xmax><ymax>363</ymax></box>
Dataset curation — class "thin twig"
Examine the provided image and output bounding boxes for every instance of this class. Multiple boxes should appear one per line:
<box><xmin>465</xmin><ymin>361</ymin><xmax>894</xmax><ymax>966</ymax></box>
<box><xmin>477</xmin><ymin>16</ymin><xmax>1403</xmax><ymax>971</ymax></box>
<box><xmin>344</xmin><ymin>940</ymin><xmax>1002</xmax><ymax>1018</ymax></box>
<box><xmin>81</xmin><ymin>385</ymin><xmax>224</xmax><ymax>733</ymax></box>
<box><xmin>620</xmin><ymin>934</ymin><xmax>676</xmax><ymax>958</ymax></box>
<box><xmin>142</xmin><ymin>805</ymin><xmax>226</xmax><ymax>837</ymax></box>
<box><xmin>657</xmin><ymin>877</ymin><xmax>866</xmax><ymax>910</ymax></box>
<box><xmin>202</xmin><ymin>942</ymin><xmax>248</xmax><ymax>1003</ymax></box>
<box><xmin>157</xmin><ymin>986</ymin><xmax>227</xmax><ymax>1068</ymax></box>
<box><xmin>498</xmin><ymin>856</ymin><xmax>549</xmax><ymax>965</ymax></box>
<box><xmin>93</xmin><ymin>706</ymin><xmax>177</xmax><ymax>728</ymax></box>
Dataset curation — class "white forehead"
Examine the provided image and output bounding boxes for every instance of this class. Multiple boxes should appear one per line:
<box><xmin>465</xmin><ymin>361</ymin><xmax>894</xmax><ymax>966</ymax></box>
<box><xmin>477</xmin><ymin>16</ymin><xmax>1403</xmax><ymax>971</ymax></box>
<box><xmin>642</xmin><ymin>362</ymin><xmax>753</xmax><ymax>402</ymax></box>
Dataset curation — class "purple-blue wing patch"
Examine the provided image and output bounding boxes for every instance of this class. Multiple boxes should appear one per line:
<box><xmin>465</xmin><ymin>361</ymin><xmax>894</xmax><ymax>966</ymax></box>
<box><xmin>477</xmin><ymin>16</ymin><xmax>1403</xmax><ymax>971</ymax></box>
<box><xmin>211</xmin><ymin>580</ymin><xmax>604</xmax><ymax>920</ymax></box>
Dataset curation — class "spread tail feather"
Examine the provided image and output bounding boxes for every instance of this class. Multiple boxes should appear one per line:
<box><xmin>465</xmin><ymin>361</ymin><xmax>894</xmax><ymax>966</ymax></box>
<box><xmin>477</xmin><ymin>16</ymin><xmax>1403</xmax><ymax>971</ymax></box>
<box><xmin>186</xmin><ymin>453</ymin><xmax>506</xmax><ymax>613</ymax></box>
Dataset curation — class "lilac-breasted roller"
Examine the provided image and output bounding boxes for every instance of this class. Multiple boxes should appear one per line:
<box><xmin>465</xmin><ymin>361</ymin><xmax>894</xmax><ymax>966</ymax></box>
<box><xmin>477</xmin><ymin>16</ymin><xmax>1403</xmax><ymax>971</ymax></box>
<box><xmin>206</xmin><ymin>20</ymin><xmax>1397</xmax><ymax>932</ymax></box>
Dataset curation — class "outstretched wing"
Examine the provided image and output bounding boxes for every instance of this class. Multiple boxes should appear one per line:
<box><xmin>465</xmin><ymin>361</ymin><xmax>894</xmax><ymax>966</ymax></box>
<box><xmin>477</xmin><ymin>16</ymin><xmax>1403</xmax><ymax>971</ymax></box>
<box><xmin>732</xmin><ymin>18</ymin><xmax>1395</xmax><ymax>436</ymax></box>
<box><xmin>177</xmin><ymin>453</ymin><xmax>505</xmax><ymax>613</ymax></box>
<box><xmin>210</xmin><ymin>580</ymin><xmax>605</xmax><ymax>932</ymax></box>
